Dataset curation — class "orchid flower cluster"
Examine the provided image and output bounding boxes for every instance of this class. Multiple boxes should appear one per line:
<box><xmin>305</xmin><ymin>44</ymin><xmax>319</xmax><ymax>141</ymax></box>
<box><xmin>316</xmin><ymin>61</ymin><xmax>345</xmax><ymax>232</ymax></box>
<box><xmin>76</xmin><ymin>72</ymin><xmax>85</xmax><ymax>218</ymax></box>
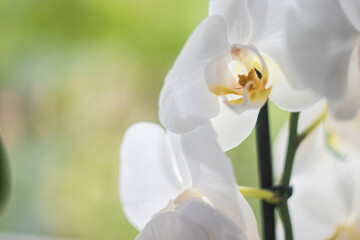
<box><xmin>119</xmin><ymin>0</ymin><xmax>360</xmax><ymax>239</ymax></box>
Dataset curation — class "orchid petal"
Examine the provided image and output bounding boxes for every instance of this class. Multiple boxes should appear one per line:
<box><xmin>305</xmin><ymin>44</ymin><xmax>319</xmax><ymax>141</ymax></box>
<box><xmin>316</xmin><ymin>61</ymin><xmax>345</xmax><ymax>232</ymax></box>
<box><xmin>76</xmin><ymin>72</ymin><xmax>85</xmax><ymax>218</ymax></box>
<box><xmin>286</xmin><ymin>0</ymin><xmax>359</xmax><ymax>101</ymax></box>
<box><xmin>159</xmin><ymin>15</ymin><xmax>229</xmax><ymax>134</ymax></box>
<box><xmin>348</xmin><ymin>155</ymin><xmax>360</xmax><ymax>225</ymax></box>
<box><xmin>326</xmin><ymin>111</ymin><xmax>360</xmax><ymax>152</ymax></box>
<box><xmin>119</xmin><ymin>122</ymin><xmax>183</xmax><ymax>230</ymax></box>
<box><xmin>289</xmin><ymin>158</ymin><xmax>355</xmax><ymax>240</ymax></box>
<box><xmin>209</xmin><ymin>0</ymin><xmax>251</xmax><ymax>44</ymax></box>
<box><xmin>248</xmin><ymin>0</ymin><xmax>289</xmax><ymax>47</ymax></box>
<box><xmin>276</xmin><ymin>133</ymin><xmax>358</xmax><ymax>239</ymax></box>
<box><xmin>276</xmin><ymin>100</ymin><xmax>360</xmax><ymax>239</ymax></box>
<box><xmin>169</xmin><ymin>123</ymin><xmax>260</xmax><ymax>240</ymax></box>
<box><xmin>211</xmin><ymin>104</ymin><xmax>259</xmax><ymax>152</ymax></box>
<box><xmin>297</xmin><ymin>99</ymin><xmax>328</xmax><ymax>132</ymax></box>
<box><xmin>340</xmin><ymin>0</ymin><xmax>360</xmax><ymax>31</ymax></box>
<box><xmin>136</xmin><ymin>199</ymin><xmax>246</xmax><ymax>240</ymax></box>
<box><xmin>273</xmin><ymin>122</ymin><xmax>324</xmax><ymax>181</ymax></box>
<box><xmin>269</xmin><ymin>61</ymin><xmax>320</xmax><ymax>111</ymax></box>
<box><xmin>205</xmin><ymin>55</ymin><xmax>238</xmax><ymax>96</ymax></box>
<box><xmin>249</xmin><ymin>0</ymin><xmax>291</xmax><ymax>84</ymax></box>
<box><xmin>135</xmin><ymin>212</ymin><xmax>210</xmax><ymax>240</ymax></box>
<box><xmin>178</xmin><ymin>199</ymin><xmax>244</xmax><ymax>240</ymax></box>
<box><xmin>329</xmin><ymin>45</ymin><xmax>360</xmax><ymax>119</ymax></box>
<box><xmin>275</xmin><ymin>101</ymin><xmax>358</xmax><ymax>239</ymax></box>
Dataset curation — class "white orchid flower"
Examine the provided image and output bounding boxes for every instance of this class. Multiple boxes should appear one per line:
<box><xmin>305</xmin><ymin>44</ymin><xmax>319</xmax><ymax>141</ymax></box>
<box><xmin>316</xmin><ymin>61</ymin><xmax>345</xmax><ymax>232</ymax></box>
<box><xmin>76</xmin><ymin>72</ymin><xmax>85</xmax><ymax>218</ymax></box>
<box><xmin>136</xmin><ymin>199</ymin><xmax>245</xmax><ymax>240</ymax></box>
<box><xmin>159</xmin><ymin>0</ymin><xmax>318</xmax><ymax>151</ymax></box>
<box><xmin>285</xmin><ymin>0</ymin><xmax>360</xmax><ymax>120</ymax></box>
<box><xmin>274</xmin><ymin>100</ymin><xmax>360</xmax><ymax>175</ymax></box>
<box><xmin>278</xmin><ymin>152</ymin><xmax>360</xmax><ymax>240</ymax></box>
<box><xmin>275</xmin><ymin>101</ymin><xmax>360</xmax><ymax>239</ymax></box>
<box><xmin>119</xmin><ymin>122</ymin><xmax>259</xmax><ymax>240</ymax></box>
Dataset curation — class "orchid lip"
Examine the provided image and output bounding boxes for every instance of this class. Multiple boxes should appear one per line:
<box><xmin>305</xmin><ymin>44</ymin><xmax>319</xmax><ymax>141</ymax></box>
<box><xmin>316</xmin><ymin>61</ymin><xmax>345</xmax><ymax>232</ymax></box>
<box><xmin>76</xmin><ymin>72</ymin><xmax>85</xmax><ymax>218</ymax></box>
<box><xmin>207</xmin><ymin>44</ymin><xmax>271</xmax><ymax>109</ymax></box>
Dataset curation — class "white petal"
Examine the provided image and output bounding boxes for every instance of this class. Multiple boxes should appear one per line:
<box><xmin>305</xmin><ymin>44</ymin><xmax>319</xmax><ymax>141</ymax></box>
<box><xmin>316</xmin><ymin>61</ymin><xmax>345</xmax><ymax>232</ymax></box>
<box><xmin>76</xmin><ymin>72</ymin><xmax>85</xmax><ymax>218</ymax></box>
<box><xmin>329</xmin><ymin>45</ymin><xmax>360</xmax><ymax>119</ymax></box>
<box><xmin>340</xmin><ymin>0</ymin><xmax>360</xmax><ymax>31</ymax></box>
<box><xmin>119</xmin><ymin>122</ymin><xmax>183</xmax><ymax>229</ymax></box>
<box><xmin>347</xmin><ymin>154</ymin><xmax>360</xmax><ymax>224</ymax></box>
<box><xmin>247</xmin><ymin>0</ymin><xmax>269</xmax><ymax>43</ymax></box>
<box><xmin>209</xmin><ymin>0</ymin><xmax>251</xmax><ymax>43</ymax></box>
<box><xmin>297</xmin><ymin>99</ymin><xmax>327</xmax><ymax>132</ymax></box>
<box><xmin>135</xmin><ymin>212</ymin><xmax>210</xmax><ymax>240</ymax></box>
<box><xmin>273</xmin><ymin>122</ymin><xmax>324</xmax><ymax>181</ymax></box>
<box><xmin>286</xmin><ymin>0</ymin><xmax>359</xmax><ymax>100</ymax></box>
<box><xmin>169</xmin><ymin>123</ymin><xmax>260</xmax><ymax>240</ymax></box>
<box><xmin>159</xmin><ymin>15</ymin><xmax>230</xmax><ymax>134</ymax></box>
<box><xmin>205</xmin><ymin>54</ymin><xmax>236</xmax><ymax>95</ymax></box>
<box><xmin>326</xmin><ymin>112</ymin><xmax>360</xmax><ymax>154</ymax></box>
<box><xmin>211</xmin><ymin>104</ymin><xmax>259</xmax><ymax>152</ymax></box>
<box><xmin>289</xmin><ymin>157</ymin><xmax>355</xmax><ymax>239</ymax></box>
<box><xmin>288</xmin><ymin>192</ymin><xmax>336</xmax><ymax>240</ymax></box>
<box><xmin>276</xmin><ymin>102</ymin><xmax>360</xmax><ymax>238</ymax></box>
<box><xmin>248</xmin><ymin>0</ymin><xmax>289</xmax><ymax>46</ymax></box>
<box><xmin>282</xmin><ymin>114</ymin><xmax>357</xmax><ymax>239</ymax></box>
<box><xmin>268</xmin><ymin>60</ymin><xmax>320</xmax><ymax>111</ymax></box>
<box><xmin>178</xmin><ymin>199</ymin><xmax>244</xmax><ymax>239</ymax></box>
<box><xmin>249</xmin><ymin>0</ymin><xmax>291</xmax><ymax>83</ymax></box>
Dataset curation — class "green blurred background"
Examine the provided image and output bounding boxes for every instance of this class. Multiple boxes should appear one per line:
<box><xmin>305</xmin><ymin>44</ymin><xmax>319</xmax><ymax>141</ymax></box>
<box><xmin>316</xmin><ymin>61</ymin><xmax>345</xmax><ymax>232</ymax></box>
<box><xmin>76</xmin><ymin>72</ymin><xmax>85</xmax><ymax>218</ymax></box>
<box><xmin>0</xmin><ymin>0</ymin><xmax>288</xmax><ymax>239</ymax></box>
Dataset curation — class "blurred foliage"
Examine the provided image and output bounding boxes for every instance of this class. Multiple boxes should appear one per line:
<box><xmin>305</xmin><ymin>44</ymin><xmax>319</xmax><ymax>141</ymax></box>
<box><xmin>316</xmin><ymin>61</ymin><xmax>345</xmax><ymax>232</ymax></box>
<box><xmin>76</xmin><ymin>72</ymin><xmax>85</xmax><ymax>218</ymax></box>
<box><xmin>0</xmin><ymin>0</ymin><xmax>288</xmax><ymax>239</ymax></box>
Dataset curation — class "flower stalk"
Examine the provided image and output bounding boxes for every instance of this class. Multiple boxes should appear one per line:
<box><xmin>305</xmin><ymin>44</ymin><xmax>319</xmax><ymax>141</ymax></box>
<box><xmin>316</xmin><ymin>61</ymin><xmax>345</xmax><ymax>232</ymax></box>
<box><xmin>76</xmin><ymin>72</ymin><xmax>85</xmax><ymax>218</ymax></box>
<box><xmin>256</xmin><ymin>101</ymin><xmax>275</xmax><ymax>240</ymax></box>
<box><xmin>280</xmin><ymin>113</ymin><xmax>300</xmax><ymax>186</ymax></box>
<box><xmin>278</xmin><ymin>201</ymin><xmax>293</xmax><ymax>240</ymax></box>
<box><xmin>278</xmin><ymin>109</ymin><xmax>328</xmax><ymax>239</ymax></box>
<box><xmin>281</xmin><ymin>109</ymin><xmax>328</xmax><ymax>186</ymax></box>
<box><xmin>277</xmin><ymin>112</ymin><xmax>300</xmax><ymax>240</ymax></box>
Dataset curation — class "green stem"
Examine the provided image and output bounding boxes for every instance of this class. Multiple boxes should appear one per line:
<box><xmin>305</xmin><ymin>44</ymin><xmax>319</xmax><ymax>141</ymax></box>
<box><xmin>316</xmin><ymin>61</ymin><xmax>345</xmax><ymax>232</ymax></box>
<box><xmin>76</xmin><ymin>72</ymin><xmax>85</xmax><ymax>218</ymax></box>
<box><xmin>280</xmin><ymin>113</ymin><xmax>300</xmax><ymax>186</ymax></box>
<box><xmin>278</xmin><ymin>112</ymin><xmax>300</xmax><ymax>240</ymax></box>
<box><xmin>278</xmin><ymin>110</ymin><xmax>327</xmax><ymax>240</ymax></box>
<box><xmin>278</xmin><ymin>201</ymin><xmax>293</xmax><ymax>240</ymax></box>
<box><xmin>281</xmin><ymin>109</ymin><xmax>327</xmax><ymax>185</ymax></box>
<box><xmin>256</xmin><ymin>102</ymin><xmax>275</xmax><ymax>240</ymax></box>
<box><xmin>0</xmin><ymin>136</ymin><xmax>9</xmax><ymax>212</ymax></box>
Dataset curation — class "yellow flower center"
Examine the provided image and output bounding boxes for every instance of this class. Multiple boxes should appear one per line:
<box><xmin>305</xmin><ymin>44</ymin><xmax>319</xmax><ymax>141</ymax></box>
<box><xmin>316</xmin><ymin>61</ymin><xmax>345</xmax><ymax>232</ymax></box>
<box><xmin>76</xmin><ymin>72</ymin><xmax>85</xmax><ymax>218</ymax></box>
<box><xmin>227</xmin><ymin>68</ymin><xmax>272</xmax><ymax>106</ymax></box>
<box><xmin>208</xmin><ymin>46</ymin><xmax>272</xmax><ymax>108</ymax></box>
<box><xmin>238</xmin><ymin>68</ymin><xmax>261</xmax><ymax>90</ymax></box>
